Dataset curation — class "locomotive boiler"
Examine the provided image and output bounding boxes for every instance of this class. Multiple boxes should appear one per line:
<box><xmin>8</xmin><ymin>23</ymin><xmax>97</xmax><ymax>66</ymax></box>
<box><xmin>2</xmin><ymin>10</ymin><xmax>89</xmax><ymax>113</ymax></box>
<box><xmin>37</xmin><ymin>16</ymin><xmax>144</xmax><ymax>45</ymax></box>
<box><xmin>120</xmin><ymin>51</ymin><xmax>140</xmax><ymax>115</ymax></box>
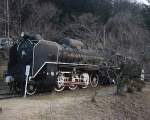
<box><xmin>5</xmin><ymin>32</ymin><xmax>105</xmax><ymax>95</ymax></box>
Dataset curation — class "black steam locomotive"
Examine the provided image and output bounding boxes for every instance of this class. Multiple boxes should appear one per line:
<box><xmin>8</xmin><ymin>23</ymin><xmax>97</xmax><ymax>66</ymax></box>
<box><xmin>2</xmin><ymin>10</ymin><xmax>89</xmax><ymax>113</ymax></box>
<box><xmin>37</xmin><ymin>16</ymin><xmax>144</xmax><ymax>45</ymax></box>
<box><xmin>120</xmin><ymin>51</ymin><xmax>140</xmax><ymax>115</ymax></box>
<box><xmin>5</xmin><ymin>32</ymin><xmax>118</xmax><ymax>95</ymax></box>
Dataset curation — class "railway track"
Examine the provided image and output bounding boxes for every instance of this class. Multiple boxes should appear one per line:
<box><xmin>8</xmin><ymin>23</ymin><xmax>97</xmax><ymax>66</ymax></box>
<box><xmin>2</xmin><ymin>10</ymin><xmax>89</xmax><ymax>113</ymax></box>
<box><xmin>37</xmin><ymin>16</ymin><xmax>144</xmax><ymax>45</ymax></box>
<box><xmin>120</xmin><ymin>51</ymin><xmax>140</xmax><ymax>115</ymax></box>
<box><xmin>0</xmin><ymin>94</ymin><xmax>20</xmax><ymax>100</ymax></box>
<box><xmin>0</xmin><ymin>79</ymin><xmax>115</xmax><ymax>99</ymax></box>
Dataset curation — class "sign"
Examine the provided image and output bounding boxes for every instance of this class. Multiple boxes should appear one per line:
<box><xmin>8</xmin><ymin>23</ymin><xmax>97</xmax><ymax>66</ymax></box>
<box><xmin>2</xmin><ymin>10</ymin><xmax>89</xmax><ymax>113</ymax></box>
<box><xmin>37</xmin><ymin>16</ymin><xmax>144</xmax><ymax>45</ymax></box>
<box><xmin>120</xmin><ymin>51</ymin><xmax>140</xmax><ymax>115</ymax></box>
<box><xmin>24</xmin><ymin>65</ymin><xmax>30</xmax><ymax>97</ymax></box>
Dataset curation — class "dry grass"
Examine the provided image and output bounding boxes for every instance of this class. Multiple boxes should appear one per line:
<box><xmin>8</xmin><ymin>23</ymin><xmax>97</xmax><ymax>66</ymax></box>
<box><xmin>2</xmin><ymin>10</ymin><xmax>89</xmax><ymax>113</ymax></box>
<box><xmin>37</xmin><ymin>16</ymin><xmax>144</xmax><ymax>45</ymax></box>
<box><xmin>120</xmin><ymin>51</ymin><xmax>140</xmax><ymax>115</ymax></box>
<box><xmin>0</xmin><ymin>83</ymin><xmax>149</xmax><ymax>120</ymax></box>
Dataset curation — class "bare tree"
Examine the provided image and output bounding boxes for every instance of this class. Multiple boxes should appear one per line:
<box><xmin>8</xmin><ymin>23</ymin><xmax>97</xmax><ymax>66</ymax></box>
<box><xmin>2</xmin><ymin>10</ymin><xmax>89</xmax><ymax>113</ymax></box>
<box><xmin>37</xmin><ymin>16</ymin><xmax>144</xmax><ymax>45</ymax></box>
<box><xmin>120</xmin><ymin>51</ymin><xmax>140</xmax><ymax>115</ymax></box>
<box><xmin>21</xmin><ymin>1</ymin><xmax>58</xmax><ymax>40</ymax></box>
<box><xmin>105</xmin><ymin>12</ymin><xmax>149</xmax><ymax>60</ymax></box>
<box><xmin>58</xmin><ymin>13</ymin><xmax>106</xmax><ymax>49</ymax></box>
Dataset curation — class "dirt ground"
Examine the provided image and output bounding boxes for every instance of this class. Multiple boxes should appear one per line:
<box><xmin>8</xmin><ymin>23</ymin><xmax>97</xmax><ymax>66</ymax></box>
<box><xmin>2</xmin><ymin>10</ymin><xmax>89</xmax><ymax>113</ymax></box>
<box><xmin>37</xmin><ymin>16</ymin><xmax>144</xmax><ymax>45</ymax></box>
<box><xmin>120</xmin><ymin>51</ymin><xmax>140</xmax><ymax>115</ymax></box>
<box><xmin>0</xmin><ymin>84</ymin><xmax>150</xmax><ymax>120</ymax></box>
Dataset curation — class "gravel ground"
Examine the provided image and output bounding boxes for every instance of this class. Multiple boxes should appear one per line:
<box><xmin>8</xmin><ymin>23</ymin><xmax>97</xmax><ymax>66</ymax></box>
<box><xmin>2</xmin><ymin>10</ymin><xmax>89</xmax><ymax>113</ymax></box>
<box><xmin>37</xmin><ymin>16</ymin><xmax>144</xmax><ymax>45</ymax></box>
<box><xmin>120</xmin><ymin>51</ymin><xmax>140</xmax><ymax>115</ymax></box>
<box><xmin>0</xmin><ymin>84</ymin><xmax>150</xmax><ymax>120</ymax></box>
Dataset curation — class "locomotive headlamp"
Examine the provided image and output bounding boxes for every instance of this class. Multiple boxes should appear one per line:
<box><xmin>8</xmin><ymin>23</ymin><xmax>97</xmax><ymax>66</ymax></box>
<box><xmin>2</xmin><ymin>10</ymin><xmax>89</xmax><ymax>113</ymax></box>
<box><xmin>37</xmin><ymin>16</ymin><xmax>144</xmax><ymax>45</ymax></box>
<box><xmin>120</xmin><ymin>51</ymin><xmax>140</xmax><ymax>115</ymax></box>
<box><xmin>22</xmin><ymin>50</ymin><xmax>26</xmax><ymax>56</ymax></box>
<box><xmin>51</xmin><ymin>72</ymin><xmax>55</xmax><ymax>76</ymax></box>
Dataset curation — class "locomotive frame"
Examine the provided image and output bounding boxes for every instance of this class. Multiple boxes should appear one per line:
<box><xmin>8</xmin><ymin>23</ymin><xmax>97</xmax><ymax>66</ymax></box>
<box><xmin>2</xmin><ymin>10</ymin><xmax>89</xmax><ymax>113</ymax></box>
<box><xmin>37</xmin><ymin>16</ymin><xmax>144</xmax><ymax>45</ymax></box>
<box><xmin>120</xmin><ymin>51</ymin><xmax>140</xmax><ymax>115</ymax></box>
<box><xmin>5</xmin><ymin>33</ymin><xmax>118</xmax><ymax>96</ymax></box>
<box><xmin>29</xmin><ymin>40</ymin><xmax>104</xmax><ymax>94</ymax></box>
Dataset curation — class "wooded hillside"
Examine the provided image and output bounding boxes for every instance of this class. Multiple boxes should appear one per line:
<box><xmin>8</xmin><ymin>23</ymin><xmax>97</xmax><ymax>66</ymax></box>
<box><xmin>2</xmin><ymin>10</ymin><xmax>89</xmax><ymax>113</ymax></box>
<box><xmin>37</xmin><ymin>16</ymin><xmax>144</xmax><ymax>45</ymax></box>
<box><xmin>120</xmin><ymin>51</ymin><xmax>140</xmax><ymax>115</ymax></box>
<box><xmin>0</xmin><ymin>0</ymin><xmax>150</xmax><ymax>60</ymax></box>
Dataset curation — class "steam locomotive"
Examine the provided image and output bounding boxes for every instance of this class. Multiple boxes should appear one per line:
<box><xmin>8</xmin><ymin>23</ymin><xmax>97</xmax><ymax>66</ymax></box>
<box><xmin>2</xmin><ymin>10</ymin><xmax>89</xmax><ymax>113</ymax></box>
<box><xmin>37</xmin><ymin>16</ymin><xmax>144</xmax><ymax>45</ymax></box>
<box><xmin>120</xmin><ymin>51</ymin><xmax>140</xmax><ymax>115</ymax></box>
<box><xmin>5</xmin><ymin>32</ymin><xmax>117</xmax><ymax>95</ymax></box>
